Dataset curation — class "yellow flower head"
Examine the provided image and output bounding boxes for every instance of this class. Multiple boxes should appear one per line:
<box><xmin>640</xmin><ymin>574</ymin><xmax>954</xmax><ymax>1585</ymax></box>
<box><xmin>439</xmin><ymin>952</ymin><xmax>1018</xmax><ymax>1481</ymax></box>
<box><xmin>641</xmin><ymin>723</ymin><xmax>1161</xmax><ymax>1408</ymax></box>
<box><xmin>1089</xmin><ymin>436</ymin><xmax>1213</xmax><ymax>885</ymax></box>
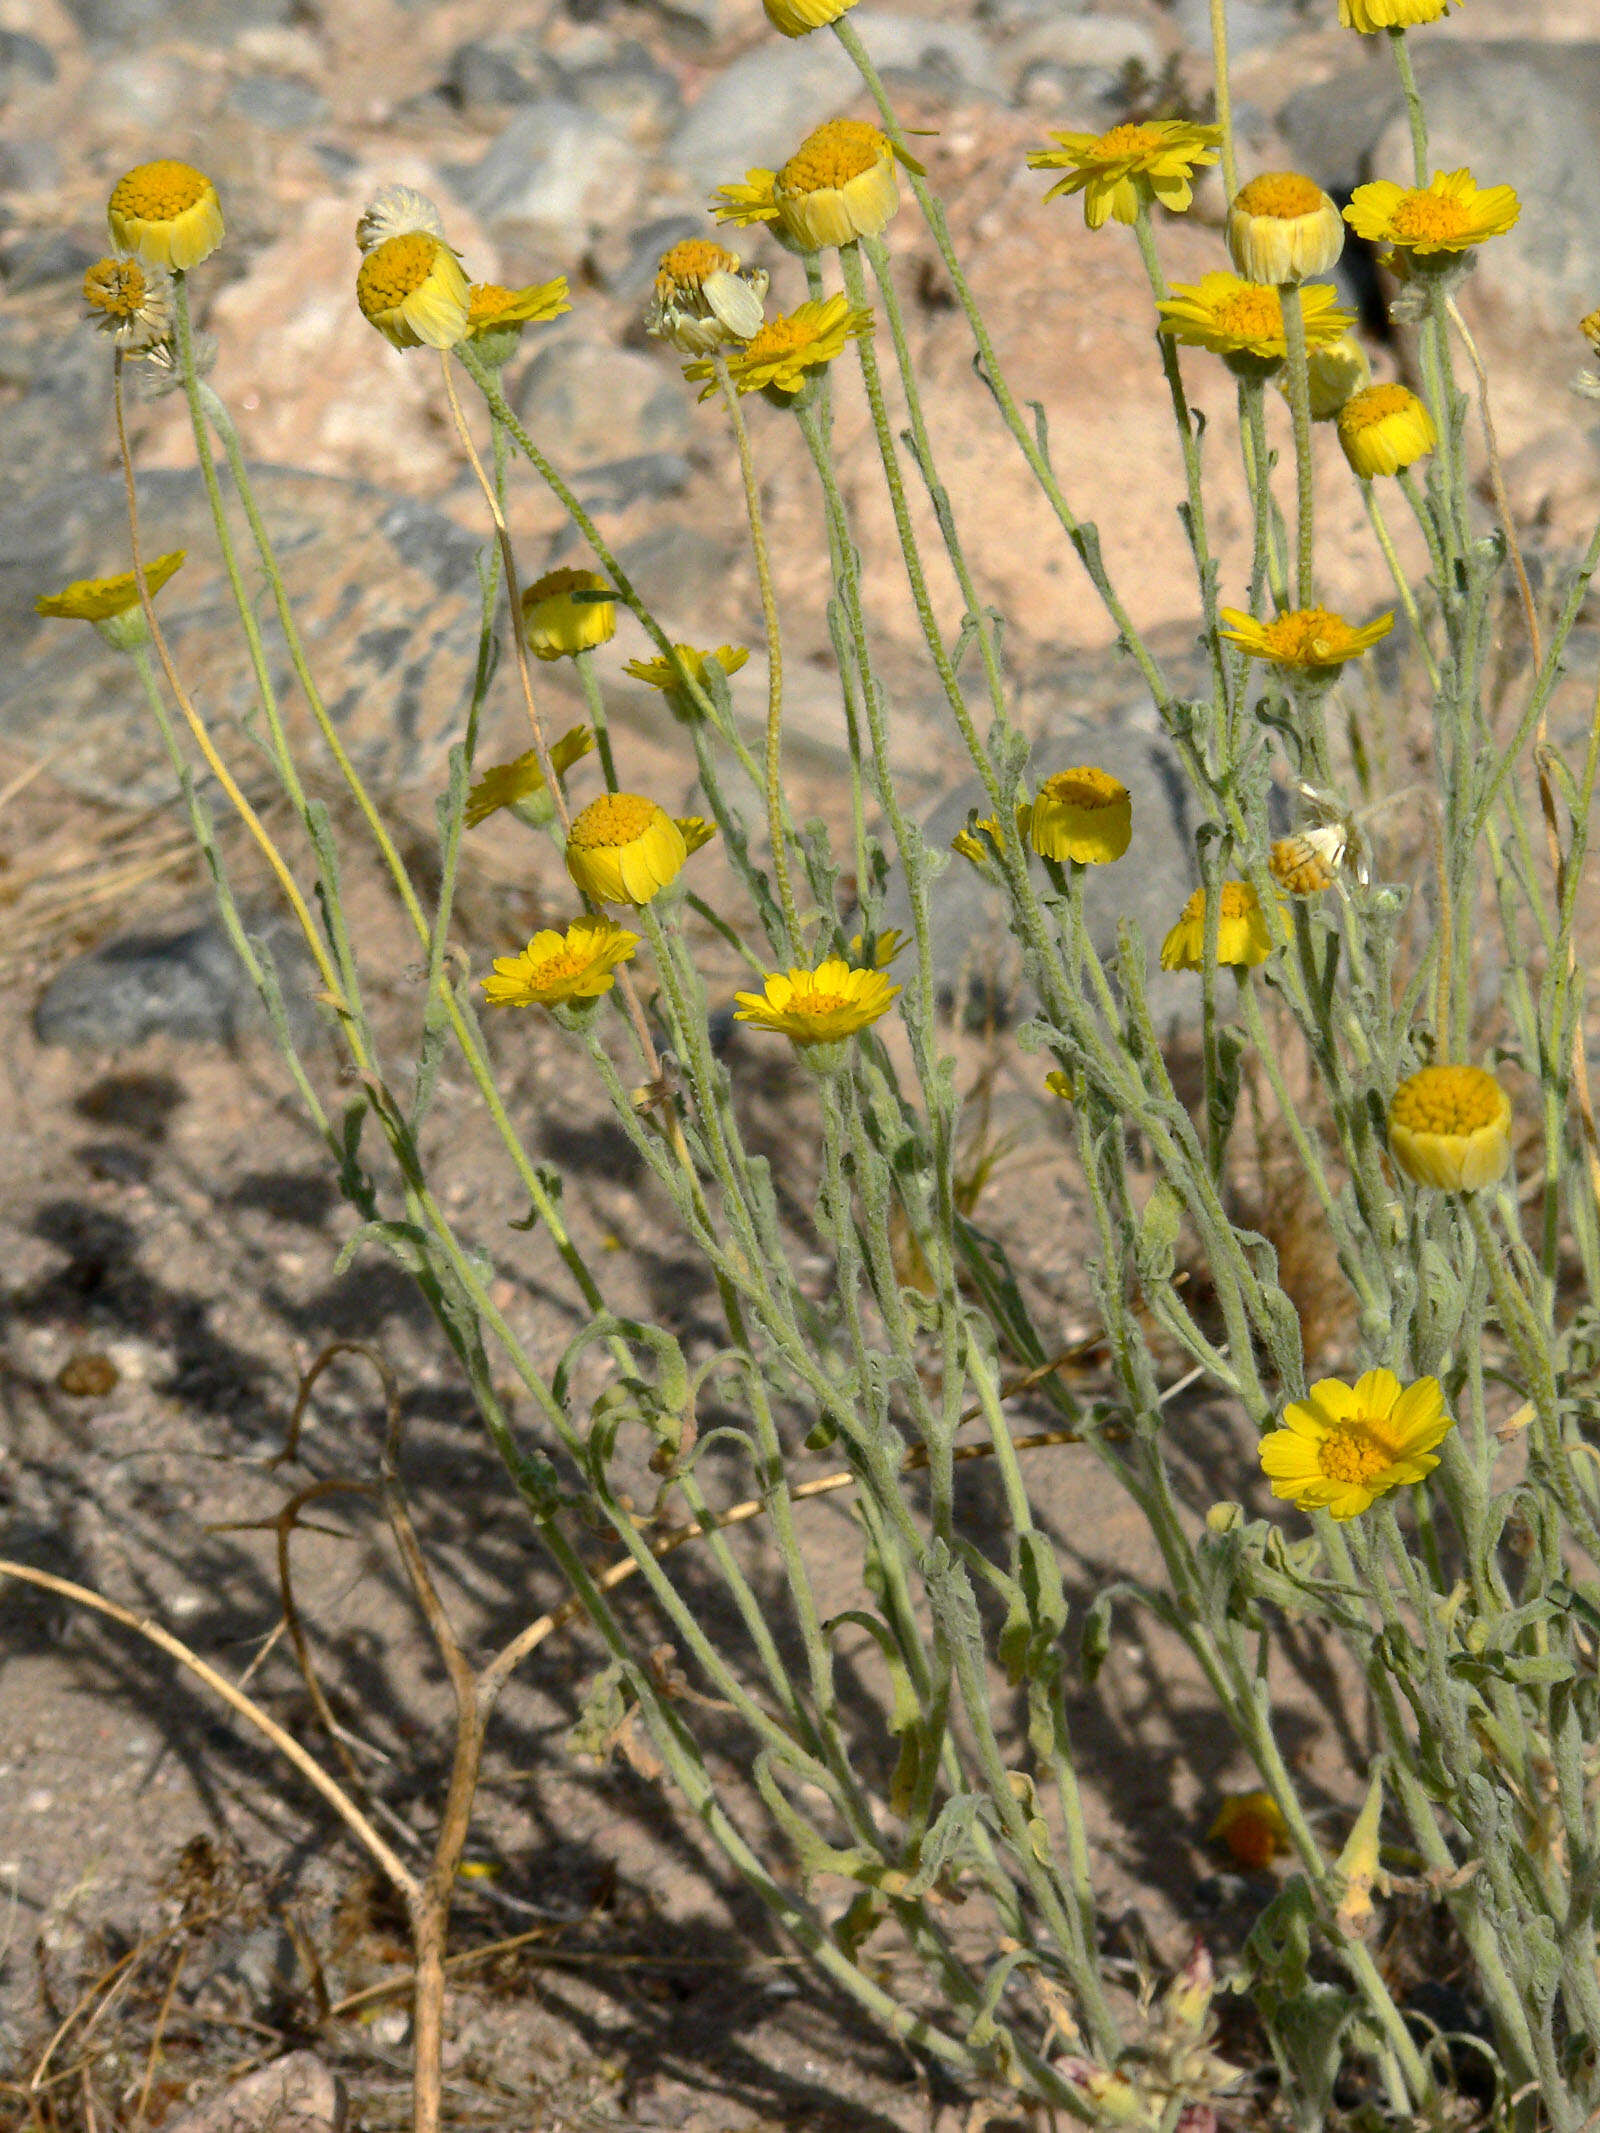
<box><xmin>1259</xmin><ymin>1370</ymin><xmax>1455</xmax><ymax>1520</ymax></box>
<box><xmin>520</xmin><ymin>568</ymin><xmax>616</xmax><ymax>660</ymax></box>
<box><xmin>466</xmin><ymin>277</ymin><xmax>571</xmax><ymax>338</ymax></box>
<box><xmin>763</xmin><ymin>0</ymin><xmax>857</xmax><ymax>37</ymax></box>
<box><xmin>1388</xmin><ymin>1064</ymin><xmax>1512</xmax><ymax>1191</ymax></box>
<box><xmin>82</xmin><ymin>254</ymin><xmax>174</xmax><ymax>351</ymax></box>
<box><xmin>687</xmin><ymin>294</ymin><xmax>871</xmax><ymax>400</ymax></box>
<box><xmin>107</xmin><ymin>160</ymin><xmax>224</xmax><ymax>272</ymax></box>
<box><xmin>1158</xmin><ymin>274</ymin><xmax>1353</xmax><ymax>373</ymax></box>
<box><xmin>566</xmin><ymin>793</ymin><xmax>689</xmax><ymax>905</ymax></box>
<box><xmin>848</xmin><ymin>928</ymin><xmax>909</xmax><ymax>969</ymax></box>
<box><xmin>464</xmin><ymin>727</ymin><xmax>594</xmax><ymax>827</ymax></box>
<box><xmin>356</xmin><ymin>185</ymin><xmax>446</xmax><ymax>253</ymax></box>
<box><xmin>1345</xmin><ymin>169</ymin><xmax>1520</xmax><ymax>261</ymax></box>
<box><xmin>483</xmin><ymin>915</ymin><xmax>639</xmax><ymax>1008</ymax></box>
<box><xmin>1340</xmin><ymin>0</ymin><xmax>1458</xmax><ymax>27</ymax></box>
<box><xmin>1219</xmin><ymin>604</ymin><xmax>1393</xmax><ymax>672</ymax></box>
<box><xmin>1337</xmin><ymin>381</ymin><xmax>1438</xmax><ymax>478</ymax></box>
<box><xmin>1582</xmin><ymin>308</ymin><xmax>1600</xmax><ymax>356</ymax></box>
<box><xmin>357</xmin><ymin>231</ymin><xmax>470</xmax><ymax>351</ymax></box>
<box><xmin>1160</xmin><ymin>881</ymin><xmax>1274</xmax><ymax>971</ymax></box>
<box><xmin>1227</xmin><ymin>171</ymin><xmax>1345</xmax><ymax>285</ymax></box>
<box><xmin>624</xmin><ymin>642</ymin><xmax>749</xmax><ymax>719</ymax></box>
<box><xmin>734</xmin><ymin>957</ymin><xmax>900</xmax><ymax>1044</ymax></box>
<box><xmin>644</xmin><ymin>238</ymin><xmax>767</xmax><ymax>355</ymax></box>
<box><xmin>676</xmin><ymin>815</ymin><xmax>717</xmax><ymax>854</ymax></box>
<box><xmin>1025</xmin><ymin>767</ymin><xmax>1132</xmax><ymax>865</ymax></box>
<box><xmin>1209</xmin><ymin>1790</ymin><xmax>1292</xmax><ymax>1870</ymax></box>
<box><xmin>1270</xmin><ymin>828</ymin><xmax>1347</xmax><ymax>896</ymax></box>
<box><xmin>1293</xmin><ymin>332</ymin><xmax>1371</xmax><ymax>421</ymax></box>
<box><xmin>776</xmin><ymin>120</ymin><xmax>900</xmax><ymax>251</ymax></box>
<box><xmin>36</xmin><ymin>549</ymin><xmax>186</xmax><ymax>622</ymax></box>
<box><xmin>1027</xmin><ymin>118</ymin><xmax>1222</xmax><ymax>230</ymax></box>
<box><xmin>952</xmin><ymin>815</ymin><xmax>1002</xmax><ymax>866</ymax></box>
<box><xmin>711</xmin><ymin>168</ymin><xmax>783</xmax><ymax>229</ymax></box>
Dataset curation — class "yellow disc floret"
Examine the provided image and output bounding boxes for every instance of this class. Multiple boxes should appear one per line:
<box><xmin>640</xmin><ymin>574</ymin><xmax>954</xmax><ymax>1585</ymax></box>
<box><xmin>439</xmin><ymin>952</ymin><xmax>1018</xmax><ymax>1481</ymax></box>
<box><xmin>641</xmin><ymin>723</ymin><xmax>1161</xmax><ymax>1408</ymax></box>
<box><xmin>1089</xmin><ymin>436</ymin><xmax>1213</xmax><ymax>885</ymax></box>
<box><xmin>1344</xmin><ymin>170</ymin><xmax>1521</xmax><ymax>260</ymax></box>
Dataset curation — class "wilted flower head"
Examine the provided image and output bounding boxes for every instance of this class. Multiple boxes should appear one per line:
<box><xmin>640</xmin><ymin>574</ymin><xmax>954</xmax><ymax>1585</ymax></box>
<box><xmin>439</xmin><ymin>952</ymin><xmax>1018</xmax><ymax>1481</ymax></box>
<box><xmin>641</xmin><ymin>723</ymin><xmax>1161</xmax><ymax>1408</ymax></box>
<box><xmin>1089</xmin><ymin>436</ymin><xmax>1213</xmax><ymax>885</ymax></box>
<box><xmin>763</xmin><ymin>0</ymin><xmax>857</xmax><ymax>35</ymax></box>
<box><xmin>356</xmin><ymin>184</ymin><xmax>446</xmax><ymax>253</ymax></box>
<box><xmin>1340</xmin><ymin>0</ymin><xmax>1458</xmax><ymax>27</ymax></box>
<box><xmin>1160</xmin><ymin>882</ymin><xmax>1275</xmax><ymax>971</ymax></box>
<box><xmin>644</xmin><ymin>238</ymin><xmax>768</xmax><ymax>355</ymax></box>
<box><xmin>82</xmin><ymin>255</ymin><xmax>174</xmax><ymax>352</ymax></box>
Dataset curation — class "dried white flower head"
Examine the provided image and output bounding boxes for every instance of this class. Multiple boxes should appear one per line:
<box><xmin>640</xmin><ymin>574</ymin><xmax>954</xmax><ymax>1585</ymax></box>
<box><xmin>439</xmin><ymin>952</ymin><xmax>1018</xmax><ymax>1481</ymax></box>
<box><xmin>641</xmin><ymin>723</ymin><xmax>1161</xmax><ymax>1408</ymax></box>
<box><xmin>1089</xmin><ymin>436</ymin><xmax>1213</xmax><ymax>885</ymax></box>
<box><xmin>356</xmin><ymin>184</ymin><xmax>447</xmax><ymax>255</ymax></box>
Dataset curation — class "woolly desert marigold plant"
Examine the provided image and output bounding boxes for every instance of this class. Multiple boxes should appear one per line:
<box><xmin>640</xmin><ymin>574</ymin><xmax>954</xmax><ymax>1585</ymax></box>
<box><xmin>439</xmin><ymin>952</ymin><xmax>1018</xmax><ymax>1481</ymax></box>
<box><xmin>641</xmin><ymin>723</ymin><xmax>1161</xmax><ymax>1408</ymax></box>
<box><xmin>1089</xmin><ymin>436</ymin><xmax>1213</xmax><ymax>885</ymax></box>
<box><xmin>1219</xmin><ymin>605</ymin><xmax>1394</xmax><ymax>671</ymax></box>
<box><xmin>82</xmin><ymin>255</ymin><xmax>173</xmax><ymax>350</ymax></box>
<box><xmin>762</xmin><ymin>0</ymin><xmax>856</xmax><ymax>39</ymax></box>
<box><xmin>356</xmin><ymin>231</ymin><xmax>470</xmax><ymax>351</ymax></box>
<box><xmin>1027</xmin><ymin>119</ymin><xmax>1222</xmax><ymax>229</ymax></box>
<box><xmin>1340</xmin><ymin>0</ymin><xmax>1458</xmax><ymax>27</ymax></box>
<box><xmin>36</xmin><ymin>549</ymin><xmax>186</xmax><ymax>622</ymax></box>
<box><xmin>1160</xmin><ymin>882</ymin><xmax>1274</xmax><ymax>971</ymax></box>
<box><xmin>1025</xmin><ymin>768</ymin><xmax>1132</xmax><ymax>865</ymax></box>
<box><xmin>1226</xmin><ymin>171</ymin><xmax>1345</xmax><ymax>286</ymax></box>
<box><xmin>1388</xmin><ymin>1064</ymin><xmax>1513</xmax><ymax>1190</ymax></box>
<box><xmin>624</xmin><ymin>643</ymin><xmax>749</xmax><ymax>718</ymax></box>
<box><xmin>688</xmin><ymin>295</ymin><xmax>871</xmax><ymax>400</ymax></box>
<box><xmin>481</xmin><ymin>916</ymin><xmax>640</xmax><ymax>1008</ymax></box>
<box><xmin>644</xmin><ymin>238</ymin><xmax>768</xmax><ymax>355</ymax></box>
<box><xmin>464</xmin><ymin>727</ymin><xmax>594</xmax><ymax>827</ymax></box>
<box><xmin>107</xmin><ymin>160</ymin><xmax>224</xmax><ymax>272</ymax></box>
<box><xmin>1344</xmin><ymin>169</ymin><xmax>1521</xmax><ymax>260</ymax></box>
<box><xmin>734</xmin><ymin>958</ymin><xmax>900</xmax><ymax>1045</ymax></box>
<box><xmin>520</xmin><ymin>569</ymin><xmax>616</xmax><ymax>660</ymax></box>
<box><xmin>1157</xmin><ymin>275</ymin><xmax>1352</xmax><ymax>373</ymax></box>
<box><xmin>1258</xmin><ymin>1370</ymin><xmax>1455</xmax><ymax>1520</ymax></box>
<box><xmin>775</xmin><ymin>120</ymin><xmax>902</xmax><ymax>251</ymax></box>
<box><xmin>1336</xmin><ymin>381</ymin><xmax>1438</xmax><ymax>478</ymax></box>
<box><xmin>566</xmin><ymin>794</ymin><xmax>689</xmax><ymax>906</ymax></box>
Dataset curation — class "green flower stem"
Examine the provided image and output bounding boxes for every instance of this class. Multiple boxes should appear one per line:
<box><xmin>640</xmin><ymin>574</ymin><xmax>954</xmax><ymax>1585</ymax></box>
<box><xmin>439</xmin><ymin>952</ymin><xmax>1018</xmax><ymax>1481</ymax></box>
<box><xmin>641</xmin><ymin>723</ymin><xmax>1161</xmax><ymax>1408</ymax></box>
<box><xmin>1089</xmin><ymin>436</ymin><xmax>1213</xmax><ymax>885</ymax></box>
<box><xmin>1395</xmin><ymin>464</ymin><xmax>1451</xmax><ymax>618</ymax></box>
<box><xmin>1211</xmin><ymin>0</ymin><xmax>1239</xmax><ymax>200</ymax></box>
<box><xmin>1387</xmin><ymin>27</ymin><xmax>1430</xmax><ymax>187</ymax></box>
<box><xmin>1474</xmin><ymin>508</ymin><xmax>1600</xmax><ymax>833</ymax></box>
<box><xmin>1238</xmin><ymin>375</ymin><xmax>1289</xmax><ymax>616</ymax></box>
<box><xmin>1361</xmin><ymin>482</ymin><xmax>1441</xmax><ymax>693</ymax></box>
<box><xmin>574</xmin><ymin>649</ymin><xmax>619</xmax><ymax>790</ymax></box>
<box><xmin>1277</xmin><ymin>283</ymin><xmax>1316</xmax><ymax>608</ymax></box>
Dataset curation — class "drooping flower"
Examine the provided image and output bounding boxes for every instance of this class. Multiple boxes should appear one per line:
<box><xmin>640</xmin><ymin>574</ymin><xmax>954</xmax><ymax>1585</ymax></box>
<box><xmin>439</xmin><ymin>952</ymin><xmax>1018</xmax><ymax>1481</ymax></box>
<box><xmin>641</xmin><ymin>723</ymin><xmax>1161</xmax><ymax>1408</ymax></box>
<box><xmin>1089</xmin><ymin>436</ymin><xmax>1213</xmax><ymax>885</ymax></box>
<box><xmin>1339</xmin><ymin>0</ymin><xmax>1458</xmax><ymax>29</ymax></box>
<box><xmin>37</xmin><ymin>550</ymin><xmax>186</xmax><ymax>622</ymax></box>
<box><xmin>107</xmin><ymin>160</ymin><xmax>224</xmax><ymax>271</ymax></box>
<box><xmin>466</xmin><ymin>277</ymin><xmax>571</xmax><ymax>346</ymax></box>
<box><xmin>1292</xmin><ymin>332</ymin><xmax>1371</xmax><ymax>421</ymax></box>
<box><xmin>464</xmin><ymin>726</ymin><xmax>594</xmax><ymax>827</ymax></box>
<box><xmin>1157</xmin><ymin>274</ymin><xmax>1353</xmax><ymax>373</ymax></box>
<box><xmin>1388</xmin><ymin>1063</ymin><xmax>1512</xmax><ymax>1190</ymax></box>
<box><xmin>775</xmin><ymin>119</ymin><xmax>902</xmax><ymax>251</ymax></box>
<box><xmin>356</xmin><ymin>230</ymin><xmax>470</xmax><ymax>350</ymax></box>
<box><xmin>952</xmin><ymin>815</ymin><xmax>1003</xmax><ymax>866</ymax></box>
<box><xmin>1219</xmin><ymin>605</ymin><xmax>1394</xmax><ymax>672</ymax></box>
<box><xmin>711</xmin><ymin>168</ymin><xmax>783</xmax><ymax>229</ymax></box>
<box><xmin>1258</xmin><ymin>1370</ymin><xmax>1455</xmax><ymax>1519</ymax></box>
<box><xmin>1270</xmin><ymin>828</ymin><xmax>1347</xmax><ymax>896</ymax></box>
<box><xmin>623</xmin><ymin>642</ymin><xmax>749</xmax><ymax>719</ymax></box>
<box><xmin>520</xmin><ymin>568</ymin><xmax>616</xmax><ymax>660</ymax></box>
<box><xmin>848</xmin><ymin>928</ymin><xmax>909</xmax><ymax>968</ymax></box>
<box><xmin>734</xmin><ymin>957</ymin><xmax>900</xmax><ymax>1044</ymax></box>
<box><xmin>1027</xmin><ymin>119</ymin><xmax>1223</xmax><ymax>230</ymax></box>
<box><xmin>1209</xmin><ymin>1790</ymin><xmax>1292</xmax><ymax>1869</ymax></box>
<box><xmin>356</xmin><ymin>185</ymin><xmax>446</xmax><ymax>253</ymax></box>
<box><xmin>1344</xmin><ymin>169</ymin><xmax>1521</xmax><ymax>262</ymax></box>
<box><xmin>1025</xmin><ymin>768</ymin><xmax>1132</xmax><ymax>865</ymax></box>
<box><xmin>763</xmin><ymin>0</ymin><xmax>858</xmax><ymax>38</ymax></box>
<box><xmin>676</xmin><ymin>815</ymin><xmax>717</xmax><ymax>854</ymax></box>
<box><xmin>1336</xmin><ymin>381</ymin><xmax>1437</xmax><ymax>478</ymax></box>
<box><xmin>566</xmin><ymin>793</ymin><xmax>689</xmax><ymax>905</ymax></box>
<box><xmin>686</xmin><ymin>294</ymin><xmax>871</xmax><ymax>400</ymax></box>
<box><xmin>82</xmin><ymin>255</ymin><xmax>174</xmax><ymax>351</ymax></box>
<box><xmin>482</xmin><ymin>915</ymin><xmax>640</xmax><ymax>1008</ymax></box>
<box><xmin>1160</xmin><ymin>882</ymin><xmax>1275</xmax><ymax>971</ymax></box>
<box><xmin>1227</xmin><ymin>171</ymin><xmax>1345</xmax><ymax>285</ymax></box>
<box><xmin>644</xmin><ymin>238</ymin><xmax>767</xmax><ymax>356</ymax></box>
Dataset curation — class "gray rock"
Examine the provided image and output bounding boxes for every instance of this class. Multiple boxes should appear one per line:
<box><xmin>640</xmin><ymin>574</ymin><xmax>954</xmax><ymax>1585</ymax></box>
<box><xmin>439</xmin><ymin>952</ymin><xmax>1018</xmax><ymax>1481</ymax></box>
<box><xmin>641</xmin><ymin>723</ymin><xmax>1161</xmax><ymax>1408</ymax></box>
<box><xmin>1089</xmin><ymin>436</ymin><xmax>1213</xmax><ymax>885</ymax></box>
<box><xmin>568</xmin><ymin>48</ymin><xmax>683</xmax><ymax>147</ymax></box>
<box><xmin>603</xmin><ymin>213</ymin><xmax>707</xmax><ymax>302</ymax></box>
<box><xmin>1015</xmin><ymin>60</ymin><xmax>1123</xmax><ymax>117</ymax></box>
<box><xmin>157</xmin><ymin>2051</ymin><xmax>344</xmax><ymax>2133</ymax></box>
<box><xmin>612</xmin><ymin>524</ymin><xmax>738</xmax><ymax>624</ymax></box>
<box><xmin>576</xmin><ymin>452</ymin><xmax>693</xmax><ymax>511</ymax></box>
<box><xmin>34</xmin><ymin>912</ymin><xmax>318</xmax><ymax>1052</ymax></box>
<box><xmin>515</xmin><ymin>336</ymin><xmax>691</xmax><ymax>466</ymax></box>
<box><xmin>0</xmin><ymin>30</ymin><xmax>57</xmax><ymax>98</ymax></box>
<box><xmin>670</xmin><ymin>42</ymin><xmax>858</xmax><ymax>192</ymax></box>
<box><xmin>0</xmin><ymin>332</ymin><xmax>113</xmax><ymax>516</ymax></box>
<box><xmin>1005</xmin><ymin>14</ymin><xmax>1159</xmax><ymax>78</ymax></box>
<box><xmin>444</xmin><ymin>34</ymin><xmax>561</xmax><ymax>111</ymax></box>
<box><xmin>979</xmin><ymin>0</ymin><xmax>1093</xmax><ymax>24</ymax></box>
<box><xmin>0</xmin><ymin>135</ymin><xmax>61</xmax><ymax>193</ymax></box>
<box><xmin>851</xmin><ymin>10</ymin><xmax>997</xmax><ymax>93</ymax></box>
<box><xmin>1172</xmin><ymin>0</ymin><xmax>1309</xmax><ymax>57</ymax></box>
<box><xmin>1</xmin><ymin>232</ymin><xmax>97</xmax><ymax>289</ymax></box>
<box><xmin>447</xmin><ymin>100</ymin><xmax>642</xmax><ymax>235</ymax></box>
<box><xmin>227</xmin><ymin>73</ymin><xmax>330</xmax><ymax>130</ymax></box>
<box><xmin>60</xmin><ymin>0</ymin><xmax>293</xmax><ymax>40</ymax></box>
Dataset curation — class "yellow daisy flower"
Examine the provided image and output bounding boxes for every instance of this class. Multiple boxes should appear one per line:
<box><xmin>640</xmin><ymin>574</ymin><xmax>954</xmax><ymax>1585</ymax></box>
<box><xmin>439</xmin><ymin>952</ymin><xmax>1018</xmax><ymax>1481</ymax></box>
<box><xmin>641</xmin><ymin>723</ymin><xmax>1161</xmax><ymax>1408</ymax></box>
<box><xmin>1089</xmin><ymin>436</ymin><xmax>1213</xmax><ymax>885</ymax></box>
<box><xmin>711</xmin><ymin>168</ymin><xmax>783</xmax><ymax>229</ymax></box>
<box><xmin>1209</xmin><ymin>1791</ymin><xmax>1292</xmax><ymax>1870</ymax></box>
<box><xmin>1337</xmin><ymin>381</ymin><xmax>1437</xmax><ymax>478</ymax></box>
<box><xmin>467</xmin><ymin>277</ymin><xmax>571</xmax><ymax>338</ymax></box>
<box><xmin>1025</xmin><ymin>767</ymin><xmax>1132</xmax><ymax>865</ymax></box>
<box><xmin>107</xmin><ymin>160</ymin><xmax>224</xmax><ymax>272</ymax></box>
<box><xmin>1269</xmin><ymin>829</ymin><xmax>1346</xmax><ymax>897</ymax></box>
<box><xmin>1158</xmin><ymin>275</ymin><xmax>1353</xmax><ymax>373</ymax></box>
<box><xmin>644</xmin><ymin>238</ymin><xmax>768</xmax><ymax>356</ymax></box>
<box><xmin>676</xmin><ymin>815</ymin><xmax>717</xmax><ymax>854</ymax></box>
<box><xmin>775</xmin><ymin>120</ymin><xmax>902</xmax><ymax>251</ymax></box>
<box><xmin>464</xmin><ymin>727</ymin><xmax>594</xmax><ymax>827</ymax></box>
<box><xmin>357</xmin><ymin>231</ymin><xmax>470</xmax><ymax>351</ymax></box>
<box><xmin>1292</xmin><ymin>333</ymin><xmax>1371</xmax><ymax>421</ymax></box>
<box><xmin>1388</xmin><ymin>1064</ymin><xmax>1512</xmax><ymax>1190</ymax></box>
<box><xmin>1259</xmin><ymin>1370</ymin><xmax>1455</xmax><ymax>1520</ymax></box>
<box><xmin>734</xmin><ymin>957</ymin><xmax>900</xmax><ymax>1044</ymax></box>
<box><xmin>1219</xmin><ymin>605</ymin><xmax>1394</xmax><ymax>672</ymax></box>
<box><xmin>82</xmin><ymin>255</ymin><xmax>173</xmax><ymax>351</ymax></box>
<box><xmin>686</xmin><ymin>295</ymin><xmax>871</xmax><ymax>400</ymax></box>
<box><xmin>1160</xmin><ymin>882</ymin><xmax>1274</xmax><ymax>971</ymax></box>
<box><xmin>520</xmin><ymin>568</ymin><xmax>616</xmax><ymax>660</ymax></box>
<box><xmin>1340</xmin><ymin>0</ymin><xmax>1458</xmax><ymax>28</ymax></box>
<box><xmin>624</xmin><ymin>642</ymin><xmax>749</xmax><ymax>719</ymax></box>
<box><xmin>1226</xmin><ymin>171</ymin><xmax>1345</xmax><ymax>286</ymax></box>
<box><xmin>566</xmin><ymin>793</ymin><xmax>689</xmax><ymax>905</ymax></box>
<box><xmin>763</xmin><ymin>0</ymin><xmax>857</xmax><ymax>34</ymax></box>
<box><xmin>36</xmin><ymin>549</ymin><xmax>186</xmax><ymax>622</ymax></box>
<box><xmin>1027</xmin><ymin>118</ymin><xmax>1223</xmax><ymax>230</ymax></box>
<box><xmin>482</xmin><ymin>915</ymin><xmax>640</xmax><ymax>1008</ymax></box>
<box><xmin>1344</xmin><ymin>169</ymin><xmax>1520</xmax><ymax>261</ymax></box>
